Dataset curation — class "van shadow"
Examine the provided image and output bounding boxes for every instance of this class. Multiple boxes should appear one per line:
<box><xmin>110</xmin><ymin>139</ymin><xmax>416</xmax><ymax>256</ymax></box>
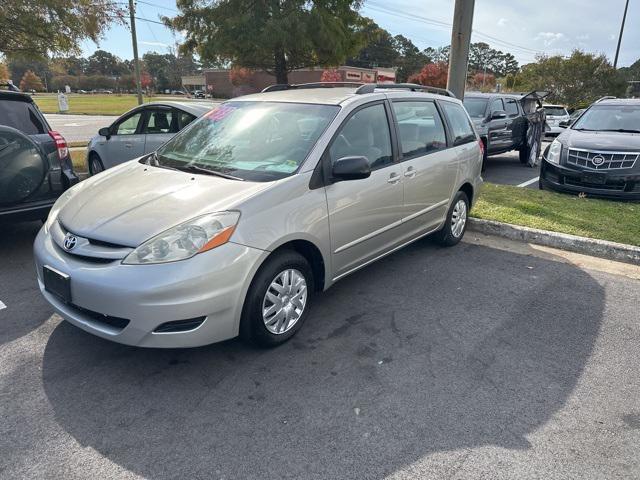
<box><xmin>0</xmin><ymin>220</ymin><xmax>51</xmax><ymax>345</ymax></box>
<box><xmin>41</xmin><ymin>240</ymin><xmax>605</xmax><ymax>479</ymax></box>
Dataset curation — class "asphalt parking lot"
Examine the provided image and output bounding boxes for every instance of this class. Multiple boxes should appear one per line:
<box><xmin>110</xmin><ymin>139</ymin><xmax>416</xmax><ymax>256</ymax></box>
<box><xmin>481</xmin><ymin>139</ymin><xmax>552</xmax><ymax>188</ymax></box>
<box><xmin>1</xmin><ymin>220</ymin><xmax>639</xmax><ymax>479</ymax></box>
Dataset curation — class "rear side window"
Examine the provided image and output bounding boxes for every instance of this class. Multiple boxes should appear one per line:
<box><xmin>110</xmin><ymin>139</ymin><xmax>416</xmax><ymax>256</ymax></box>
<box><xmin>144</xmin><ymin>109</ymin><xmax>178</xmax><ymax>134</ymax></box>
<box><xmin>0</xmin><ymin>100</ymin><xmax>46</xmax><ymax>134</ymax></box>
<box><xmin>178</xmin><ymin>111</ymin><xmax>196</xmax><ymax>129</ymax></box>
<box><xmin>440</xmin><ymin>101</ymin><xmax>476</xmax><ymax>146</ymax></box>
<box><xmin>504</xmin><ymin>98</ymin><xmax>519</xmax><ymax>117</ymax></box>
<box><xmin>392</xmin><ymin>101</ymin><xmax>447</xmax><ymax>159</ymax></box>
<box><xmin>544</xmin><ymin>106</ymin><xmax>568</xmax><ymax>116</ymax></box>
<box><xmin>329</xmin><ymin>103</ymin><xmax>393</xmax><ymax>170</ymax></box>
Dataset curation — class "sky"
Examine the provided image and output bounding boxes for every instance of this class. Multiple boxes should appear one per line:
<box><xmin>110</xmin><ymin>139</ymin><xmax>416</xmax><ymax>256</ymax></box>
<box><xmin>81</xmin><ymin>0</ymin><xmax>640</xmax><ymax>68</ymax></box>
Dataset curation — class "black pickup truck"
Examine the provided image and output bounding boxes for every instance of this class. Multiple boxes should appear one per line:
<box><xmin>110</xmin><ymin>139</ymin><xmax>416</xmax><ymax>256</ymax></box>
<box><xmin>463</xmin><ymin>90</ymin><xmax>550</xmax><ymax>169</ymax></box>
<box><xmin>0</xmin><ymin>85</ymin><xmax>78</xmax><ymax>222</ymax></box>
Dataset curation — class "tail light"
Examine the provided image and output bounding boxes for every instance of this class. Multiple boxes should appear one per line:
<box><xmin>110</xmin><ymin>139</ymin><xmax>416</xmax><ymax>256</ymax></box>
<box><xmin>48</xmin><ymin>131</ymin><xmax>69</xmax><ymax>161</ymax></box>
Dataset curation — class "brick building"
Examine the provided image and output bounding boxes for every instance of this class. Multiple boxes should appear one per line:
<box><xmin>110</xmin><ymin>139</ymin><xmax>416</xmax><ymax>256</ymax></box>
<box><xmin>182</xmin><ymin>66</ymin><xmax>396</xmax><ymax>98</ymax></box>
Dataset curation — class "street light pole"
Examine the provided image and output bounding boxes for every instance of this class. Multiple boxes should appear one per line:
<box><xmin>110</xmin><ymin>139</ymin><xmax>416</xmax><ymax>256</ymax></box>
<box><xmin>613</xmin><ymin>0</ymin><xmax>630</xmax><ymax>69</ymax></box>
<box><xmin>129</xmin><ymin>0</ymin><xmax>143</xmax><ymax>105</ymax></box>
<box><xmin>447</xmin><ymin>0</ymin><xmax>475</xmax><ymax>99</ymax></box>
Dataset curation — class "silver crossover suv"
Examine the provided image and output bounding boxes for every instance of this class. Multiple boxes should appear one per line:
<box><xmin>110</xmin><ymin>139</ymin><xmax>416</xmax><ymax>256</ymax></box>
<box><xmin>34</xmin><ymin>83</ymin><xmax>483</xmax><ymax>348</ymax></box>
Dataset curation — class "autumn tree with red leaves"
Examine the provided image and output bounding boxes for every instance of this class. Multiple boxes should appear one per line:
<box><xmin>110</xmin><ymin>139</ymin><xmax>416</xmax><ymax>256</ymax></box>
<box><xmin>408</xmin><ymin>62</ymin><xmax>448</xmax><ymax>88</ymax></box>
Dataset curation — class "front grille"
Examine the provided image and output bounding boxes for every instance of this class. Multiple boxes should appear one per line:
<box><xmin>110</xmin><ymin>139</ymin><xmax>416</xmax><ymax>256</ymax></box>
<box><xmin>564</xmin><ymin>178</ymin><xmax>627</xmax><ymax>191</ymax></box>
<box><xmin>567</xmin><ymin>148</ymin><xmax>639</xmax><ymax>170</ymax></box>
<box><xmin>71</xmin><ymin>304</ymin><xmax>130</xmax><ymax>330</ymax></box>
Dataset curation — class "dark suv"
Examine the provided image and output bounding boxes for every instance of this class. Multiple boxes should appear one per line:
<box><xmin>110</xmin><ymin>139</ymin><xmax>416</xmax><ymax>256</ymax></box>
<box><xmin>540</xmin><ymin>98</ymin><xmax>640</xmax><ymax>200</ymax></box>
<box><xmin>463</xmin><ymin>91</ymin><xmax>549</xmax><ymax>169</ymax></box>
<box><xmin>0</xmin><ymin>87</ymin><xmax>78</xmax><ymax>222</ymax></box>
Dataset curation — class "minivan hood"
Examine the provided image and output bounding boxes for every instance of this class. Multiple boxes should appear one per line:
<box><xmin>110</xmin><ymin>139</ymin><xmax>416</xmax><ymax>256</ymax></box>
<box><xmin>57</xmin><ymin>160</ymin><xmax>270</xmax><ymax>246</ymax></box>
<box><xmin>559</xmin><ymin>129</ymin><xmax>640</xmax><ymax>152</ymax></box>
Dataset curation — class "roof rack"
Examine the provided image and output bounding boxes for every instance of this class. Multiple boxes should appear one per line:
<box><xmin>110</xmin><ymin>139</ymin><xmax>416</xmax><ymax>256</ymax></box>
<box><xmin>0</xmin><ymin>83</ymin><xmax>21</xmax><ymax>92</ymax></box>
<box><xmin>262</xmin><ymin>82</ymin><xmax>365</xmax><ymax>93</ymax></box>
<box><xmin>261</xmin><ymin>81</ymin><xmax>456</xmax><ymax>98</ymax></box>
<box><xmin>595</xmin><ymin>96</ymin><xmax>616</xmax><ymax>103</ymax></box>
<box><xmin>355</xmin><ymin>83</ymin><xmax>456</xmax><ymax>98</ymax></box>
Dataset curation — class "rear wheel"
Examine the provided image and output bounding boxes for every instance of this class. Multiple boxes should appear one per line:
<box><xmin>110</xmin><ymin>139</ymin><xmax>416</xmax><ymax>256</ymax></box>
<box><xmin>434</xmin><ymin>191</ymin><xmax>469</xmax><ymax>247</ymax></box>
<box><xmin>240</xmin><ymin>250</ymin><xmax>314</xmax><ymax>347</ymax></box>
<box><xmin>89</xmin><ymin>153</ymin><xmax>104</xmax><ymax>175</ymax></box>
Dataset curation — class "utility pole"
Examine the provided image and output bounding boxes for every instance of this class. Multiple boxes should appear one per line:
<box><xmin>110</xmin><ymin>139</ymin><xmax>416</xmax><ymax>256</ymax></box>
<box><xmin>129</xmin><ymin>0</ymin><xmax>143</xmax><ymax>105</ymax></box>
<box><xmin>613</xmin><ymin>0</ymin><xmax>630</xmax><ymax>69</ymax></box>
<box><xmin>447</xmin><ymin>0</ymin><xmax>475</xmax><ymax>99</ymax></box>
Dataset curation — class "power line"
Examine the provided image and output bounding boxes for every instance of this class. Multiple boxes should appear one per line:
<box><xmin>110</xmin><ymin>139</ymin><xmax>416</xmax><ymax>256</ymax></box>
<box><xmin>136</xmin><ymin>0</ymin><xmax>178</xmax><ymax>13</ymax></box>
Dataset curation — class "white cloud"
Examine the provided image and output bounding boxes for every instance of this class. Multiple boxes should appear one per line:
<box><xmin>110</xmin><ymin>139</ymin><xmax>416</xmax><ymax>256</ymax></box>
<box><xmin>535</xmin><ymin>31</ymin><xmax>565</xmax><ymax>46</ymax></box>
<box><xmin>576</xmin><ymin>34</ymin><xmax>589</xmax><ymax>41</ymax></box>
<box><xmin>497</xmin><ymin>18</ymin><xmax>507</xmax><ymax>27</ymax></box>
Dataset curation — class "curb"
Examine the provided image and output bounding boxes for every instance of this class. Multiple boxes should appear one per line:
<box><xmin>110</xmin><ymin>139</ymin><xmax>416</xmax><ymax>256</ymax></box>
<box><xmin>468</xmin><ymin>218</ymin><xmax>640</xmax><ymax>266</ymax></box>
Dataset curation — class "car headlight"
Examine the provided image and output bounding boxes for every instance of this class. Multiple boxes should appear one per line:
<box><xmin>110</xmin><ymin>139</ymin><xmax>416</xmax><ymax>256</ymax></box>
<box><xmin>546</xmin><ymin>139</ymin><xmax>562</xmax><ymax>165</ymax></box>
<box><xmin>123</xmin><ymin>211</ymin><xmax>240</xmax><ymax>265</ymax></box>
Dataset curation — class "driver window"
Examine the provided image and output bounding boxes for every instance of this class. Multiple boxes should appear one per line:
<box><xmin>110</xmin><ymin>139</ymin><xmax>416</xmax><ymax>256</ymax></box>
<box><xmin>490</xmin><ymin>98</ymin><xmax>504</xmax><ymax>113</ymax></box>
<box><xmin>329</xmin><ymin>104</ymin><xmax>392</xmax><ymax>170</ymax></box>
<box><xmin>114</xmin><ymin>112</ymin><xmax>143</xmax><ymax>135</ymax></box>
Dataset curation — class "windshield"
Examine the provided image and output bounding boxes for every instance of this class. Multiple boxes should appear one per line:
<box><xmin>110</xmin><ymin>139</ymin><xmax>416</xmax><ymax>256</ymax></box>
<box><xmin>462</xmin><ymin>98</ymin><xmax>488</xmax><ymax>118</ymax></box>
<box><xmin>154</xmin><ymin>101</ymin><xmax>340</xmax><ymax>182</ymax></box>
<box><xmin>572</xmin><ymin>105</ymin><xmax>640</xmax><ymax>132</ymax></box>
<box><xmin>544</xmin><ymin>106</ymin><xmax>568</xmax><ymax>117</ymax></box>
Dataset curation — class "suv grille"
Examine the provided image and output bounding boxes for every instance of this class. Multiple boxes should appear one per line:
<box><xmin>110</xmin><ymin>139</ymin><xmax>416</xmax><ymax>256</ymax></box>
<box><xmin>567</xmin><ymin>148</ymin><xmax>639</xmax><ymax>170</ymax></box>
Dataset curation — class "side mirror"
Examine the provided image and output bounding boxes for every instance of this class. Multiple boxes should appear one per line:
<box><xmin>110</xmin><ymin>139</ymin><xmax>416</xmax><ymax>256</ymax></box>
<box><xmin>98</xmin><ymin>127</ymin><xmax>111</xmax><ymax>139</ymax></box>
<box><xmin>559</xmin><ymin>120</ymin><xmax>570</xmax><ymax>128</ymax></box>
<box><xmin>491</xmin><ymin>110</ymin><xmax>507</xmax><ymax>120</ymax></box>
<box><xmin>331</xmin><ymin>156</ymin><xmax>371</xmax><ymax>181</ymax></box>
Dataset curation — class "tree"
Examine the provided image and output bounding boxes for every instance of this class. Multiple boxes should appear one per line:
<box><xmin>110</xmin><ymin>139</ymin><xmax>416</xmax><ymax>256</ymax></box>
<box><xmin>19</xmin><ymin>70</ymin><xmax>44</xmax><ymax>91</ymax></box>
<box><xmin>0</xmin><ymin>63</ymin><xmax>9</xmax><ymax>83</ymax></box>
<box><xmin>518</xmin><ymin>50</ymin><xmax>627</xmax><ymax>109</ymax></box>
<box><xmin>229</xmin><ymin>66</ymin><xmax>254</xmax><ymax>87</ymax></box>
<box><xmin>167</xmin><ymin>0</ymin><xmax>367</xmax><ymax>84</ymax></box>
<box><xmin>7</xmin><ymin>56</ymin><xmax>51</xmax><ymax>89</ymax></box>
<box><xmin>0</xmin><ymin>0</ymin><xmax>125</xmax><ymax>58</ymax></box>
<box><xmin>393</xmin><ymin>35</ymin><xmax>429</xmax><ymax>82</ymax></box>
<box><xmin>87</xmin><ymin>50</ymin><xmax>128</xmax><ymax>76</ymax></box>
<box><xmin>469</xmin><ymin>72</ymin><xmax>496</xmax><ymax>91</ymax></box>
<box><xmin>346</xmin><ymin>19</ymin><xmax>397</xmax><ymax>69</ymax></box>
<box><xmin>408</xmin><ymin>62</ymin><xmax>448</xmax><ymax>88</ymax></box>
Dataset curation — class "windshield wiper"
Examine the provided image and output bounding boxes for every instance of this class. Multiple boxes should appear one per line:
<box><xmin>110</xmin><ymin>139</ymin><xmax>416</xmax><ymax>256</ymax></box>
<box><xmin>182</xmin><ymin>164</ymin><xmax>244</xmax><ymax>181</ymax></box>
<box><xmin>599</xmin><ymin>129</ymin><xmax>640</xmax><ymax>134</ymax></box>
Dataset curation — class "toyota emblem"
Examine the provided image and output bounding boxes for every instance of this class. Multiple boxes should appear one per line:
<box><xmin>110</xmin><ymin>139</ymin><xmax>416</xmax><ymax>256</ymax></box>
<box><xmin>591</xmin><ymin>154</ymin><xmax>606</xmax><ymax>167</ymax></box>
<box><xmin>63</xmin><ymin>233</ymin><xmax>78</xmax><ymax>251</ymax></box>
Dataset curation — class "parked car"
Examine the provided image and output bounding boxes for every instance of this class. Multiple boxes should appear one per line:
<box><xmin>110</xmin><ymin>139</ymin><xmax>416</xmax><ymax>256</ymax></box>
<box><xmin>86</xmin><ymin>101</ymin><xmax>211</xmax><ymax>174</ymax></box>
<box><xmin>463</xmin><ymin>90</ymin><xmax>550</xmax><ymax>169</ymax></box>
<box><xmin>34</xmin><ymin>83</ymin><xmax>482</xmax><ymax>348</ymax></box>
<box><xmin>543</xmin><ymin>104</ymin><xmax>570</xmax><ymax>136</ymax></box>
<box><xmin>193</xmin><ymin>90</ymin><xmax>206</xmax><ymax>99</ymax></box>
<box><xmin>171</xmin><ymin>90</ymin><xmax>186</xmax><ymax>95</ymax></box>
<box><xmin>540</xmin><ymin>98</ymin><xmax>640</xmax><ymax>199</ymax></box>
<box><xmin>0</xmin><ymin>85</ymin><xmax>78</xmax><ymax>222</ymax></box>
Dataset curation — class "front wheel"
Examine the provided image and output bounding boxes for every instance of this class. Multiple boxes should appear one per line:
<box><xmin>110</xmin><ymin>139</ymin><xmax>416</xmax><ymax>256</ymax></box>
<box><xmin>240</xmin><ymin>250</ymin><xmax>314</xmax><ymax>347</ymax></box>
<box><xmin>434</xmin><ymin>191</ymin><xmax>469</xmax><ymax>247</ymax></box>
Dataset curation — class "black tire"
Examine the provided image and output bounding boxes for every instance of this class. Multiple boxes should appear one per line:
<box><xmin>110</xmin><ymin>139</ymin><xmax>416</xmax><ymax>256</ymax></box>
<box><xmin>89</xmin><ymin>153</ymin><xmax>104</xmax><ymax>176</ymax></box>
<box><xmin>240</xmin><ymin>250</ymin><xmax>314</xmax><ymax>348</ymax></box>
<box><xmin>434</xmin><ymin>191</ymin><xmax>469</xmax><ymax>247</ymax></box>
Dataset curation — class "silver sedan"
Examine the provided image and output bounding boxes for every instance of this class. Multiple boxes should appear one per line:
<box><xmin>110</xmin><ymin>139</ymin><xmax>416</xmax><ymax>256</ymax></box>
<box><xmin>86</xmin><ymin>101</ymin><xmax>212</xmax><ymax>175</ymax></box>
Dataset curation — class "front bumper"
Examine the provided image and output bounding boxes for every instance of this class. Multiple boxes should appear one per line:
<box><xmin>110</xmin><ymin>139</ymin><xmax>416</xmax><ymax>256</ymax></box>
<box><xmin>33</xmin><ymin>227</ymin><xmax>268</xmax><ymax>347</ymax></box>
<box><xmin>540</xmin><ymin>158</ymin><xmax>640</xmax><ymax>200</ymax></box>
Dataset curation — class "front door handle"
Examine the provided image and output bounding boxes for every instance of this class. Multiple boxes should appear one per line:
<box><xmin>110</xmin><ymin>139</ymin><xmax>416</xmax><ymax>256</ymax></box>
<box><xmin>404</xmin><ymin>166</ymin><xmax>416</xmax><ymax>178</ymax></box>
<box><xmin>387</xmin><ymin>172</ymin><xmax>401</xmax><ymax>184</ymax></box>
<box><xmin>125</xmin><ymin>142</ymin><xmax>133</xmax><ymax>148</ymax></box>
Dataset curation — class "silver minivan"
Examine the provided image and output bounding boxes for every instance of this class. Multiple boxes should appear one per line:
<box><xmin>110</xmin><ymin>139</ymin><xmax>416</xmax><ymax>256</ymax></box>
<box><xmin>34</xmin><ymin>84</ymin><xmax>483</xmax><ymax>348</ymax></box>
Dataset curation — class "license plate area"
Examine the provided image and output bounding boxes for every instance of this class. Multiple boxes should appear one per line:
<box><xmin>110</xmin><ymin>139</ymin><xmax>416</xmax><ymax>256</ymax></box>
<box><xmin>43</xmin><ymin>265</ymin><xmax>71</xmax><ymax>303</ymax></box>
<box><xmin>581</xmin><ymin>172</ymin><xmax>606</xmax><ymax>185</ymax></box>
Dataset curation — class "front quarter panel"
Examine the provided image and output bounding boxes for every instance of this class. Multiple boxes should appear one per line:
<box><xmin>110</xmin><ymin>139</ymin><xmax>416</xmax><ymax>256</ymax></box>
<box><xmin>231</xmin><ymin>171</ymin><xmax>333</xmax><ymax>289</ymax></box>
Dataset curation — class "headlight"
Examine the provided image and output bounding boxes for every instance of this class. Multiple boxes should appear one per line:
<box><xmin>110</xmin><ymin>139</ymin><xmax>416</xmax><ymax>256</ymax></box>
<box><xmin>123</xmin><ymin>211</ymin><xmax>240</xmax><ymax>265</ymax></box>
<box><xmin>546</xmin><ymin>139</ymin><xmax>562</xmax><ymax>165</ymax></box>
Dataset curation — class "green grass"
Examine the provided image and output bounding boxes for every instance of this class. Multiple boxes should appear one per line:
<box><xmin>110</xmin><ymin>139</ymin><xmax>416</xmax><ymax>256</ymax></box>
<box><xmin>34</xmin><ymin>94</ymin><xmax>173</xmax><ymax>115</ymax></box>
<box><xmin>472</xmin><ymin>183</ymin><xmax>640</xmax><ymax>246</ymax></box>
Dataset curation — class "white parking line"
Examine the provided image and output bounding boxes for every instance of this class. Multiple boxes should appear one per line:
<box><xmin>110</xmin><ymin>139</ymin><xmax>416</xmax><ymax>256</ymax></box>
<box><xmin>0</xmin><ymin>301</ymin><xmax>6</xmax><ymax>311</ymax></box>
<box><xmin>517</xmin><ymin>176</ymin><xmax>540</xmax><ymax>188</ymax></box>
